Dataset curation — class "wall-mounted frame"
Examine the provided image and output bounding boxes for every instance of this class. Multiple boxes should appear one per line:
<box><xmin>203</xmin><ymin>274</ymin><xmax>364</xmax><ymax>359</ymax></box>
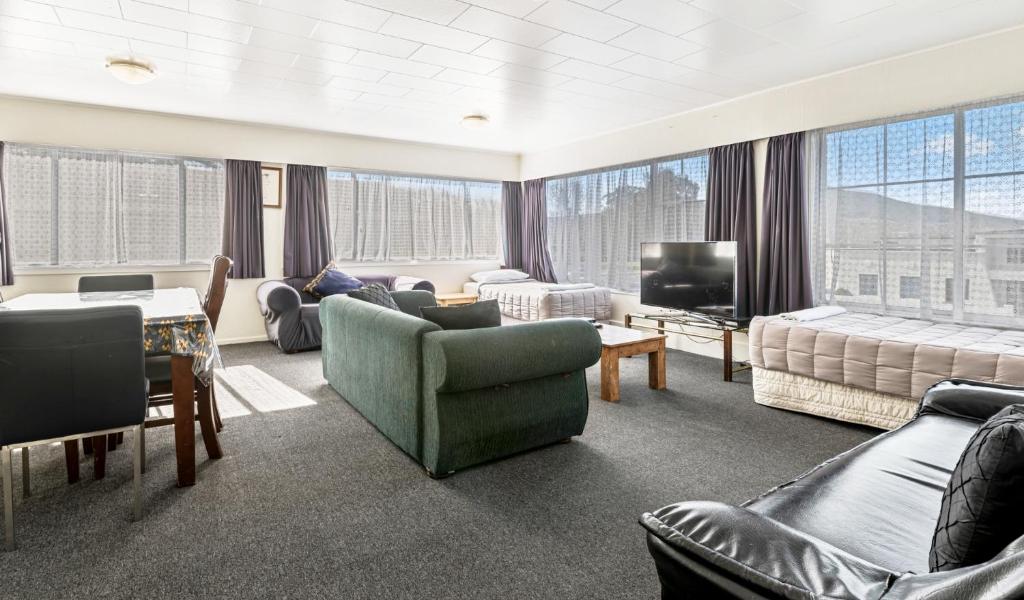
<box><xmin>261</xmin><ymin>166</ymin><xmax>283</xmax><ymax>208</ymax></box>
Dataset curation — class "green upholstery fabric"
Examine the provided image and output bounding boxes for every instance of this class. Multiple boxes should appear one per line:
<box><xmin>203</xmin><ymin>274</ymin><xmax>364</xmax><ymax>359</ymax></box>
<box><xmin>390</xmin><ymin>290</ymin><xmax>437</xmax><ymax>316</ymax></box>
<box><xmin>320</xmin><ymin>296</ymin><xmax>601</xmax><ymax>475</ymax></box>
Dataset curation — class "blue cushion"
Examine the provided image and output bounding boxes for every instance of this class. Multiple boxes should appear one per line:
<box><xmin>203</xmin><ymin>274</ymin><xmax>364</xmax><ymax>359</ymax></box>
<box><xmin>313</xmin><ymin>269</ymin><xmax>365</xmax><ymax>298</ymax></box>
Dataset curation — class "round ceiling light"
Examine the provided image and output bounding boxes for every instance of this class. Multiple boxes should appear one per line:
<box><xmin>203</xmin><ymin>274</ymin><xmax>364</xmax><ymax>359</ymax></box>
<box><xmin>105</xmin><ymin>57</ymin><xmax>157</xmax><ymax>85</ymax></box>
<box><xmin>460</xmin><ymin>114</ymin><xmax>490</xmax><ymax>130</ymax></box>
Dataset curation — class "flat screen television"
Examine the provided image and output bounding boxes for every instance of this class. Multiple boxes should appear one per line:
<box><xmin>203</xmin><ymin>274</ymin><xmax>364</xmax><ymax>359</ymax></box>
<box><xmin>640</xmin><ymin>241</ymin><xmax>739</xmax><ymax>320</ymax></box>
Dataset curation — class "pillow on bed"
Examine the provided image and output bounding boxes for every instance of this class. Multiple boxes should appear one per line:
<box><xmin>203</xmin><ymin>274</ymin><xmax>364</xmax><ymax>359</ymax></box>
<box><xmin>470</xmin><ymin>269</ymin><xmax>529</xmax><ymax>283</ymax></box>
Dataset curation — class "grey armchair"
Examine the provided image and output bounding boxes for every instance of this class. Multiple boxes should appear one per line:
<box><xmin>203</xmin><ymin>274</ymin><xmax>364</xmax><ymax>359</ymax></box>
<box><xmin>0</xmin><ymin>305</ymin><xmax>149</xmax><ymax>550</ymax></box>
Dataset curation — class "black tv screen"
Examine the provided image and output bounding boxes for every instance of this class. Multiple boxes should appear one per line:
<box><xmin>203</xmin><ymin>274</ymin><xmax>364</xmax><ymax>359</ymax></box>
<box><xmin>640</xmin><ymin>242</ymin><xmax>739</xmax><ymax>319</ymax></box>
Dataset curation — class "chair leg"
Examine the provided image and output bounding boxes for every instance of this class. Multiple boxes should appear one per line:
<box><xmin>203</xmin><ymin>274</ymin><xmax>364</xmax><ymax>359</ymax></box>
<box><xmin>132</xmin><ymin>426</ymin><xmax>142</xmax><ymax>522</ymax></box>
<box><xmin>196</xmin><ymin>381</ymin><xmax>223</xmax><ymax>460</ymax></box>
<box><xmin>2</xmin><ymin>447</ymin><xmax>14</xmax><ymax>551</ymax></box>
<box><xmin>116</xmin><ymin>432</ymin><xmax>124</xmax><ymax>445</ymax></box>
<box><xmin>83</xmin><ymin>437</ymin><xmax>93</xmax><ymax>455</ymax></box>
<box><xmin>212</xmin><ymin>386</ymin><xmax>224</xmax><ymax>433</ymax></box>
<box><xmin>92</xmin><ymin>436</ymin><xmax>107</xmax><ymax>480</ymax></box>
<box><xmin>64</xmin><ymin>441</ymin><xmax>80</xmax><ymax>484</ymax></box>
<box><xmin>139</xmin><ymin>426</ymin><xmax>146</xmax><ymax>474</ymax></box>
<box><xmin>20</xmin><ymin>448</ymin><xmax>29</xmax><ymax>498</ymax></box>
<box><xmin>107</xmin><ymin>434</ymin><xmax>117</xmax><ymax>452</ymax></box>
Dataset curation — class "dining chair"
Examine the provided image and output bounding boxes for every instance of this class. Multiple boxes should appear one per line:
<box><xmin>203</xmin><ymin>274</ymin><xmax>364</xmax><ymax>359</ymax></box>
<box><xmin>142</xmin><ymin>255</ymin><xmax>233</xmax><ymax>468</ymax></box>
<box><xmin>0</xmin><ymin>305</ymin><xmax>148</xmax><ymax>550</ymax></box>
<box><xmin>77</xmin><ymin>274</ymin><xmax>155</xmax><ymax>293</ymax></box>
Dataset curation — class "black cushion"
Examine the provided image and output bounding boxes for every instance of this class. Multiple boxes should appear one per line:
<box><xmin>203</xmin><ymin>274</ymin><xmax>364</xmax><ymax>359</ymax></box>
<box><xmin>419</xmin><ymin>299</ymin><xmax>501</xmax><ymax>330</ymax></box>
<box><xmin>929</xmin><ymin>403</ymin><xmax>1024</xmax><ymax>572</ymax></box>
<box><xmin>347</xmin><ymin>283</ymin><xmax>399</xmax><ymax>311</ymax></box>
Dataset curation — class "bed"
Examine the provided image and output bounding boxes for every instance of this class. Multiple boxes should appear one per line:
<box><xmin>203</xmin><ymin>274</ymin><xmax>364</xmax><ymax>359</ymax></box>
<box><xmin>464</xmin><ymin>279</ymin><xmax>612</xmax><ymax>322</ymax></box>
<box><xmin>749</xmin><ymin>309</ymin><xmax>1024</xmax><ymax>429</ymax></box>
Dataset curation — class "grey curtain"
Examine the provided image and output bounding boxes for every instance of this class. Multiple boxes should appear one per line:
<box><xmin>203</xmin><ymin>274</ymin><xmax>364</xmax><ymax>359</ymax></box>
<box><xmin>706</xmin><ymin>141</ymin><xmax>756</xmax><ymax>319</ymax></box>
<box><xmin>284</xmin><ymin>164</ymin><xmax>333</xmax><ymax>278</ymax></box>
<box><xmin>501</xmin><ymin>181</ymin><xmax>524</xmax><ymax>269</ymax></box>
<box><xmin>222</xmin><ymin>159</ymin><xmax>265</xmax><ymax>279</ymax></box>
<box><xmin>757</xmin><ymin>133</ymin><xmax>813</xmax><ymax>316</ymax></box>
<box><xmin>0</xmin><ymin>142</ymin><xmax>12</xmax><ymax>286</ymax></box>
<box><xmin>522</xmin><ymin>178</ymin><xmax>557</xmax><ymax>283</ymax></box>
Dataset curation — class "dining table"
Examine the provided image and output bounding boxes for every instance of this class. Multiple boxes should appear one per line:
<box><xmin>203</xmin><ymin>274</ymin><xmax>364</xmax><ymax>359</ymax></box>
<box><xmin>1</xmin><ymin>287</ymin><xmax>222</xmax><ymax>486</ymax></box>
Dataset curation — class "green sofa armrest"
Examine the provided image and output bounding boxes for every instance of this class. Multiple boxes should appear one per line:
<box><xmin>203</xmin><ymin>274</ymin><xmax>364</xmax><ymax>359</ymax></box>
<box><xmin>389</xmin><ymin>290</ymin><xmax>436</xmax><ymax>317</ymax></box>
<box><xmin>424</xmin><ymin>319</ymin><xmax>602</xmax><ymax>393</ymax></box>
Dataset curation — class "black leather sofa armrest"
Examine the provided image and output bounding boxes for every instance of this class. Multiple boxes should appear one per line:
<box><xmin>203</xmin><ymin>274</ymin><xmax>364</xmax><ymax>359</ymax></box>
<box><xmin>641</xmin><ymin>501</ymin><xmax>897</xmax><ymax>600</ymax></box>
<box><xmin>256</xmin><ymin>280</ymin><xmax>301</xmax><ymax>317</ymax></box>
<box><xmin>881</xmin><ymin>536</ymin><xmax>1024</xmax><ymax>600</ymax></box>
<box><xmin>918</xmin><ymin>379</ymin><xmax>1024</xmax><ymax>422</ymax></box>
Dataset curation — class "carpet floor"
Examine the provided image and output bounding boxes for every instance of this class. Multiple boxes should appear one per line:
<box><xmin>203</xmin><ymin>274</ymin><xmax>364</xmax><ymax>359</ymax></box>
<box><xmin>0</xmin><ymin>342</ymin><xmax>875</xmax><ymax>599</ymax></box>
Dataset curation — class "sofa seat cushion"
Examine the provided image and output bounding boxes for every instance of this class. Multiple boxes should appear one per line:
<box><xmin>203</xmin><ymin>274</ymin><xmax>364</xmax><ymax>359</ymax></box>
<box><xmin>745</xmin><ymin>414</ymin><xmax>978</xmax><ymax>573</ymax></box>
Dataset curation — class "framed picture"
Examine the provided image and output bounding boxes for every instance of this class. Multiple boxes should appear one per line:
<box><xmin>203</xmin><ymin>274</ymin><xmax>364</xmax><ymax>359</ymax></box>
<box><xmin>261</xmin><ymin>166</ymin><xmax>283</xmax><ymax>208</ymax></box>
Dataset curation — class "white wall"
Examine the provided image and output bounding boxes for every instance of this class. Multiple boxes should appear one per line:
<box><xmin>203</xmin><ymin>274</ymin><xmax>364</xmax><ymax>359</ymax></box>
<box><xmin>520</xmin><ymin>25</ymin><xmax>1024</xmax><ymax>361</ymax></box>
<box><xmin>0</xmin><ymin>96</ymin><xmax>517</xmax><ymax>343</ymax></box>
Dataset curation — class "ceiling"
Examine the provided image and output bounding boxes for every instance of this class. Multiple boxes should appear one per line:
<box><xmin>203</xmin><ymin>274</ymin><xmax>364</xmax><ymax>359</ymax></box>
<box><xmin>0</xmin><ymin>0</ymin><xmax>1023</xmax><ymax>153</ymax></box>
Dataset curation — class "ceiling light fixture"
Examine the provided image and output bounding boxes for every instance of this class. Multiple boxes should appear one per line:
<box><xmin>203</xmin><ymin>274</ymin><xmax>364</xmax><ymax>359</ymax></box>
<box><xmin>460</xmin><ymin>114</ymin><xmax>490</xmax><ymax>130</ymax></box>
<box><xmin>105</xmin><ymin>57</ymin><xmax>157</xmax><ymax>85</ymax></box>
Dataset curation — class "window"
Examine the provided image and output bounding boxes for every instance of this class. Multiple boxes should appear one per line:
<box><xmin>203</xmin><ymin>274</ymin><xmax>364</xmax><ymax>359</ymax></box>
<box><xmin>810</xmin><ymin>97</ymin><xmax>1024</xmax><ymax>327</ymax></box>
<box><xmin>325</xmin><ymin>169</ymin><xmax>501</xmax><ymax>263</ymax></box>
<box><xmin>545</xmin><ymin>151</ymin><xmax>709</xmax><ymax>292</ymax></box>
<box><xmin>858</xmin><ymin>274</ymin><xmax>879</xmax><ymax>296</ymax></box>
<box><xmin>4</xmin><ymin>144</ymin><xmax>224</xmax><ymax>268</ymax></box>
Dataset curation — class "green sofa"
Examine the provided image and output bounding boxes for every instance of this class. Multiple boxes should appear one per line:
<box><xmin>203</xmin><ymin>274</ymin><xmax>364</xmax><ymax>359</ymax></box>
<box><xmin>320</xmin><ymin>290</ymin><xmax>602</xmax><ymax>476</ymax></box>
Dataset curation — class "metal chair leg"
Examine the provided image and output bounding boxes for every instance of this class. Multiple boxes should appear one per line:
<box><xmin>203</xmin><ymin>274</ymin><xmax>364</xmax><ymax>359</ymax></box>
<box><xmin>2</xmin><ymin>447</ymin><xmax>14</xmax><ymax>551</ymax></box>
<box><xmin>21</xmin><ymin>448</ymin><xmax>29</xmax><ymax>498</ymax></box>
<box><xmin>132</xmin><ymin>426</ymin><xmax>142</xmax><ymax>522</ymax></box>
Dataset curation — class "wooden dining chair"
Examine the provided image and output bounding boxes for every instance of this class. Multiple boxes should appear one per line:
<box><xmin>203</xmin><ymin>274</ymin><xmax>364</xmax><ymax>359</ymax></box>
<box><xmin>141</xmin><ymin>255</ymin><xmax>233</xmax><ymax>468</ymax></box>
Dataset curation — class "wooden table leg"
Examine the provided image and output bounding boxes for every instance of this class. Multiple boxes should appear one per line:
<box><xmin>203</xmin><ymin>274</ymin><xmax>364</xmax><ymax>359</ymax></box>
<box><xmin>648</xmin><ymin>340</ymin><xmax>667</xmax><ymax>390</ymax></box>
<box><xmin>63</xmin><ymin>441</ymin><xmax>79</xmax><ymax>484</ymax></box>
<box><xmin>600</xmin><ymin>348</ymin><xmax>620</xmax><ymax>402</ymax></box>
<box><xmin>91</xmin><ymin>435</ymin><xmax>107</xmax><ymax>480</ymax></box>
<box><xmin>172</xmin><ymin>354</ymin><xmax>196</xmax><ymax>487</ymax></box>
<box><xmin>723</xmin><ymin>329</ymin><xmax>733</xmax><ymax>382</ymax></box>
<box><xmin>196</xmin><ymin>377</ymin><xmax>223</xmax><ymax>460</ymax></box>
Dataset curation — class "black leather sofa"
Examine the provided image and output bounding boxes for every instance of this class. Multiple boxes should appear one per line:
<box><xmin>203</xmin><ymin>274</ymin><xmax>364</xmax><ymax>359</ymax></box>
<box><xmin>256</xmin><ymin>274</ymin><xmax>435</xmax><ymax>353</ymax></box>
<box><xmin>641</xmin><ymin>379</ymin><xmax>1024</xmax><ymax>600</ymax></box>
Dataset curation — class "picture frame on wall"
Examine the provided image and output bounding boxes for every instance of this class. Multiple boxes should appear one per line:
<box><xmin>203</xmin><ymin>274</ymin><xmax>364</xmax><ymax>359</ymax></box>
<box><xmin>261</xmin><ymin>166</ymin><xmax>283</xmax><ymax>208</ymax></box>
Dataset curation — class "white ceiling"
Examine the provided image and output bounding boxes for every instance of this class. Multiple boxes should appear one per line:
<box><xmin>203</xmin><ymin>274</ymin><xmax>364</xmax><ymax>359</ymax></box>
<box><xmin>0</xmin><ymin>0</ymin><xmax>1023</xmax><ymax>153</ymax></box>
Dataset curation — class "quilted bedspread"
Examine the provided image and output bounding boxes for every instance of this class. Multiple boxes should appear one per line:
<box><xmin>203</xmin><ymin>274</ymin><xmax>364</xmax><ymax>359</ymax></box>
<box><xmin>471</xmin><ymin>280</ymin><xmax>612</xmax><ymax>321</ymax></box>
<box><xmin>750</xmin><ymin>312</ymin><xmax>1024</xmax><ymax>400</ymax></box>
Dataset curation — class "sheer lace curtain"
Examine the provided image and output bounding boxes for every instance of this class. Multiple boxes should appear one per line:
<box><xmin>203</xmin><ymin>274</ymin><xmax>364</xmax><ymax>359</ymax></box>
<box><xmin>807</xmin><ymin>96</ymin><xmax>1024</xmax><ymax>327</ymax></box>
<box><xmin>546</xmin><ymin>152</ymin><xmax>708</xmax><ymax>293</ymax></box>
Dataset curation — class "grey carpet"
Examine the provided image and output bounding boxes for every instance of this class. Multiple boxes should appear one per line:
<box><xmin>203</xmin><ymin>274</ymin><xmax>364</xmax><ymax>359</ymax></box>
<box><xmin>0</xmin><ymin>343</ymin><xmax>875</xmax><ymax>599</ymax></box>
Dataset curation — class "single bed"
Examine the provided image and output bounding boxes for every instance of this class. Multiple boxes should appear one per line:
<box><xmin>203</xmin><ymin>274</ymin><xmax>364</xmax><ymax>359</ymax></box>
<box><xmin>749</xmin><ymin>310</ymin><xmax>1024</xmax><ymax>429</ymax></box>
<box><xmin>464</xmin><ymin>279</ymin><xmax>612</xmax><ymax>321</ymax></box>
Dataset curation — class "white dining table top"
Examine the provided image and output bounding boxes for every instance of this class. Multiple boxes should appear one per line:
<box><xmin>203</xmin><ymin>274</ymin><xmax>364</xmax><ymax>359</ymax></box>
<box><xmin>1</xmin><ymin>287</ymin><xmax>203</xmax><ymax>320</ymax></box>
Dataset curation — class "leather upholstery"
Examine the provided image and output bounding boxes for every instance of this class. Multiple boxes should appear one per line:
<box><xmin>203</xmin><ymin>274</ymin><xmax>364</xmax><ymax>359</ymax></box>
<box><xmin>641</xmin><ymin>379</ymin><xmax>1024</xmax><ymax>599</ymax></box>
<box><xmin>77</xmin><ymin>274</ymin><xmax>154</xmax><ymax>293</ymax></box>
<box><xmin>0</xmin><ymin>306</ymin><xmax>148</xmax><ymax>446</ymax></box>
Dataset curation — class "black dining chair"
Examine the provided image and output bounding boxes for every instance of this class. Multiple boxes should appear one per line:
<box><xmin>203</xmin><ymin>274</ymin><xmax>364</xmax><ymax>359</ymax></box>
<box><xmin>0</xmin><ymin>305</ymin><xmax>148</xmax><ymax>550</ymax></box>
<box><xmin>77</xmin><ymin>274</ymin><xmax>154</xmax><ymax>294</ymax></box>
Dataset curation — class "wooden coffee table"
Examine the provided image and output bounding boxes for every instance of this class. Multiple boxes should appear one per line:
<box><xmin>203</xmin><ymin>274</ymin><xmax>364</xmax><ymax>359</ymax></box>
<box><xmin>598</xmin><ymin>324</ymin><xmax>667</xmax><ymax>402</ymax></box>
<box><xmin>435</xmin><ymin>292</ymin><xmax>478</xmax><ymax>307</ymax></box>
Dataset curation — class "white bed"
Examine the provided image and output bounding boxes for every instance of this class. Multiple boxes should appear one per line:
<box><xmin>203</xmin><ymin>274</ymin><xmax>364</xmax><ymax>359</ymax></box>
<box><xmin>464</xmin><ymin>279</ymin><xmax>612</xmax><ymax>321</ymax></box>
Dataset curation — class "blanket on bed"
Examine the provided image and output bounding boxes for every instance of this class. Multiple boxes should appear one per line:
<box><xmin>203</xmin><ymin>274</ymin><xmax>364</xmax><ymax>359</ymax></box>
<box><xmin>474</xmin><ymin>279</ymin><xmax>612</xmax><ymax>321</ymax></box>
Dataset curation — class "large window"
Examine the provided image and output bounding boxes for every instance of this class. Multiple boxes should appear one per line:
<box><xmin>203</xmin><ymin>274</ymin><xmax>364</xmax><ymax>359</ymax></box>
<box><xmin>546</xmin><ymin>151</ymin><xmax>708</xmax><ymax>292</ymax></box>
<box><xmin>4</xmin><ymin>144</ymin><xmax>224</xmax><ymax>268</ymax></box>
<box><xmin>325</xmin><ymin>169</ymin><xmax>501</xmax><ymax>263</ymax></box>
<box><xmin>810</xmin><ymin>97</ymin><xmax>1024</xmax><ymax>326</ymax></box>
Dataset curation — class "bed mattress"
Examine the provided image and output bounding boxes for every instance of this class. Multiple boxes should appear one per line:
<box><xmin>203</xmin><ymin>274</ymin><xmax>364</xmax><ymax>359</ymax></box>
<box><xmin>463</xmin><ymin>280</ymin><xmax>612</xmax><ymax>321</ymax></box>
<box><xmin>750</xmin><ymin>312</ymin><xmax>1024</xmax><ymax>401</ymax></box>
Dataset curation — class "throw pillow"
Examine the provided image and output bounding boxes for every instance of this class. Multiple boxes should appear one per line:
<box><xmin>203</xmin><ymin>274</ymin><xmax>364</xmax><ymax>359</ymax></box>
<box><xmin>303</xmin><ymin>261</ymin><xmax>336</xmax><ymax>298</ymax></box>
<box><xmin>313</xmin><ymin>268</ymin><xmax>364</xmax><ymax>298</ymax></box>
<box><xmin>420</xmin><ymin>299</ymin><xmax>501</xmax><ymax>330</ymax></box>
<box><xmin>347</xmin><ymin>283</ymin><xmax>399</xmax><ymax>311</ymax></box>
<box><xmin>929</xmin><ymin>403</ymin><xmax>1024</xmax><ymax>572</ymax></box>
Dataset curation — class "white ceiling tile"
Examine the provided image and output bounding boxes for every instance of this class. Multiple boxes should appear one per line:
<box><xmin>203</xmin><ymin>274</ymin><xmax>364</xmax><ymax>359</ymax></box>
<box><xmin>248</xmin><ymin>29</ymin><xmax>356</xmax><ymax>63</ymax></box>
<box><xmin>380</xmin><ymin>72</ymin><xmax>462</xmax><ymax>94</ymax></box>
<box><xmin>571</xmin><ymin>0</ymin><xmax>619</xmax><ymax>9</ymax></box>
<box><xmin>525</xmin><ymin>0</ymin><xmax>635</xmax><ymax>42</ymax></box>
<box><xmin>379</xmin><ymin>13</ymin><xmax>487</xmax><ymax>53</ymax></box>
<box><xmin>292</xmin><ymin>55</ymin><xmax>387</xmax><ymax>82</ymax></box>
<box><xmin>472</xmin><ymin>38</ymin><xmax>565</xmax><ymax>69</ymax></box>
<box><xmin>450</xmin><ymin>7</ymin><xmax>560</xmax><ymax>47</ymax></box>
<box><xmin>0</xmin><ymin>31</ymin><xmax>75</xmax><ymax>55</ymax></box>
<box><xmin>611</xmin><ymin>54</ymin><xmax>699</xmax><ymax>83</ymax></box>
<box><xmin>540</xmin><ymin>33</ymin><xmax>632</xmax><ymax>65</ymax></box>
<box><xmin>791</xmin><ymin>0</ymin><xmax>896</xmax><ymax>23</ymax></box>
<box><xmin>605</xmin><ymin>0</ymin><xmax>716</xmax><ymax>36</ymax></box>
<box><xmin>0</xmin><ymin>0</ymin><xmax>58</xmax><ymax>23</ymax></box>
<box><xmin>260</xmin><ymin>0</ymin><xmax>389</xmax><ymax>31</ymax></box>
<box><xmin>608</xmin><ymin>26</ymin><xmax>703</xmax><ymax>62</ymax></box>
<box><xmin>409</xmin><ymin>45</ymin><xmax>502</xmax><ymax>74</ymax></box>
<box><xmin>43</xmin><ymin>0</ymin><xmax>121</xmax><ymax>18</ymax></box>
<box><xmin>187</xmin><ymin>0</ymin><xmax>319</xmax><ymax>38</ymax></box>
<box><xmin>120</xmin><ymin>2</ymin><xmax>253</xmax><ymax>44</ymax></box>
<box><xmin>689</xmin><ymin>0</ymin><xmax>804</xmax><ymax>30</ymax></box>
<box><xmin>615</xmin><ymin>74</ymin><xmax>723</xmax><ymax>104</ymax></box>
<box><xmin>461</xmin><ymin>0</ymin><xmax>539</xmax><ymax>19</ymax></box>
<box><xmin>681</xmin><ymin>20</ymin><xmax>777</xmax><ymax>55</ymax></box>
<box><xmin>435</xmin><ymin>67</ymin><xmax>513</xmax><ymax>90</ymax></box>
<box><xmin>56</xmin><ymin>8</ymin><xmax>187</xmax><ymax>47</ymax></box>
<box><xmin>547</xmin><ymin>58</ymin><xmax>628</xmax><ymax>84</ymax></box>
<box><xmin>187</xmin><ymin>34</ymin><xmax>296</xmax><ymax>65</ymax></box>
<box><xmin>354</xmin><ymin>0</ymin><xmax>470</xmax><ymax>25</ymax></box>
<box><xmin>490</xmin><ymin>63</ymin><xmax>571</xmax><ymax>86</ymax></box>
<box><xmin>134</xmin><ymin>0</ymin><xmax>187</xmax><ymax>9</ymax></box>
<box><xmin>0</xmin><ymin>14</ymin><xmax>129</xmax><ymax>48</ymax></box>
<box><xmin>130</xmin><ymin>40</ymin><xmax>243</xmax><ymax>70</ymax></box>
<box><xmin>349</xmin><ymin>50</ymin><xmax>443</xmax><ymax>77</ymax></box>
<box><xmin>312</xmin><ymin>20</ymin><xmax>420</xmax><ymax>58</ymax></box>
<box><xmin>325</xmin><ymin>75</ymin><xmax>409</xmax><ymax>97</ymax></box>
<box><xmin>559</xmin><ymin>77</ymin><xmax>687</xmax><ymax>111</ymax></box>
<box><xmin>282</xmin><ymin>68</ymin><xmax>334</xmax><ymax>86</ymax></box>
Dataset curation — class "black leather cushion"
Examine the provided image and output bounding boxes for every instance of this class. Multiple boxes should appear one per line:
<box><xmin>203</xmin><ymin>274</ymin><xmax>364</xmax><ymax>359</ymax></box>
<box><xmin>347</xmin><ymin>283</ymin><xmax>399</xmax><ymax>311</ymax></box>
<box><xmin>930</xmin><ymin>404</ymin><xmax>1024</xmax><ymax>572</ymax></box>
<box><xmin>420</xmin><ymin>300</ymin><xmax>501</xmax><ymax>330</ymax></box>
